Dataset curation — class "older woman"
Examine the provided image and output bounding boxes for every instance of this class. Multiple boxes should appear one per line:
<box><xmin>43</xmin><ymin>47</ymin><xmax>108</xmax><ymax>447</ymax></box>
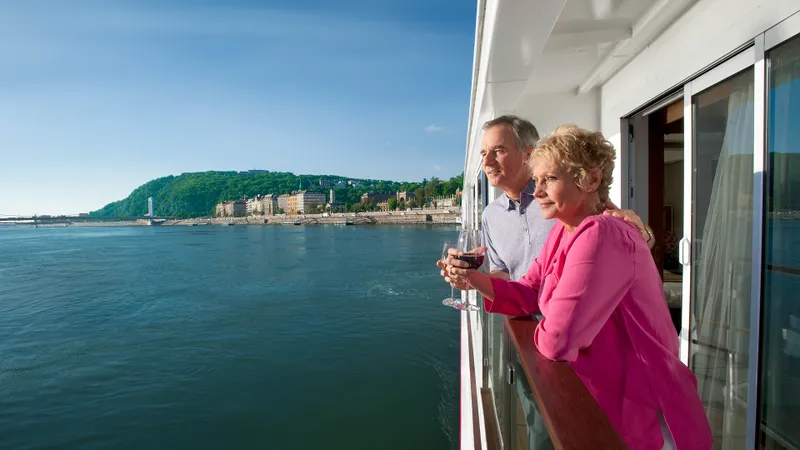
<box><xmin>463</xmin><ymin>125</ymin><xmax>712</xmax><ymax>450</ymax></box>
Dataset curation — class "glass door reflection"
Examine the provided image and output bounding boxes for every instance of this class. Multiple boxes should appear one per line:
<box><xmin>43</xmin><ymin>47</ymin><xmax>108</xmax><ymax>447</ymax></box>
<box><xmin>689</xmin><ymin>66</ymin><xmax>755</xmax><ymax>449</ymax></box>
<box><xmin>760</xmin><ymin>34</ymin><xmax>800</xmax><ymax>450</ymax></box>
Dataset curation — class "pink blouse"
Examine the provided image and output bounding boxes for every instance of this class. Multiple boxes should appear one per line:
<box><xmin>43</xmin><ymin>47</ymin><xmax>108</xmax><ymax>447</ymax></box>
<box><xmin>484</xmin><ymin>215</ymin><xmax>712</xmax><ymax>450</ymax></box>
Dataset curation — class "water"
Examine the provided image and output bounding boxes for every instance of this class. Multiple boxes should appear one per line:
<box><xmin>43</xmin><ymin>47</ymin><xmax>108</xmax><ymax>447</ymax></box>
<box><xmin>0</xmin><ymin>225</ymin><xmax>460</xmax><ymax>450</ymax></box>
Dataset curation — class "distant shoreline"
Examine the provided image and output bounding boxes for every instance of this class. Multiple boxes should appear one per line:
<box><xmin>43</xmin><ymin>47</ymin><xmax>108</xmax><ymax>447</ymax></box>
<box><xmin>61</xmin><ymin>208</ymin><xmax>462</xmax><ymax>227</ymax></box>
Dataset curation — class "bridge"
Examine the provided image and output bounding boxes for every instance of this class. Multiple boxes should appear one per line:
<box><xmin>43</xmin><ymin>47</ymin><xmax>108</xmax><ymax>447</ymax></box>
<box><xmin>0</xmin><ymin>215</ymin><xmax>172</xmax><ymax>226</ymax></box>
<box><xmin>0</xmin><ymin>197</ymin><xmax>172</xmax><ymax>226</ymax></box>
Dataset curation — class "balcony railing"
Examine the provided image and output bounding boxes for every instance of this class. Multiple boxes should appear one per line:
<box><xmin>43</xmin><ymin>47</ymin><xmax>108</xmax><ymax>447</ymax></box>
<box><xmin>477</xmin><ymin>316</ymin><xmax>627</xmax><ymax>450</ymax></box>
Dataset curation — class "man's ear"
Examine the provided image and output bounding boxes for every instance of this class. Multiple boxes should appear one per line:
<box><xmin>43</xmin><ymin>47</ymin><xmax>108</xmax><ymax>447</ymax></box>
<box><xmin>522</xmin><ymin>146</ymin><xmax>534</xmax><ymax>161</ymax></box>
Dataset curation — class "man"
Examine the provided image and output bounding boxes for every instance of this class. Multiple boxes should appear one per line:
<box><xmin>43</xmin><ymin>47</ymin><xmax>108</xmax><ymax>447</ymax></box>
<box><xmin>438</xmin><ymin>115</ymin><xmax>654</xmax><ymax>449</ymax></box>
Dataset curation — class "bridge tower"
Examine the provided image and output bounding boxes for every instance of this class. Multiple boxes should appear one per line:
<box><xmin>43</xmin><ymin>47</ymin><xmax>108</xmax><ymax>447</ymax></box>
<box><xmin>147</xmin><ymin>197</ymin><xmax>154</xmax><ymax>217</ymax></box>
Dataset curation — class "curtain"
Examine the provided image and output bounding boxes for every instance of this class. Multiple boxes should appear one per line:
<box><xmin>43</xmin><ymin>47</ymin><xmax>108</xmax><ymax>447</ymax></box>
<box><xmin>692</xmin><ymin>72</ymin><xmax>754</xmax><ymax>449</ymax></box>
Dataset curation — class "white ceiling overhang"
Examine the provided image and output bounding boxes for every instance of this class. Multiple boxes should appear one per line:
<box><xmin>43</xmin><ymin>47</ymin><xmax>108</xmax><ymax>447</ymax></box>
<box><xmin>464</xmin><ymin>0</ymin><xmax>698</xmax><ymax>184</ymax></box>
<box><xmin>464</xmin><ymin>0</ymin><xmax>568</xmax><ymax>182</ymax></box>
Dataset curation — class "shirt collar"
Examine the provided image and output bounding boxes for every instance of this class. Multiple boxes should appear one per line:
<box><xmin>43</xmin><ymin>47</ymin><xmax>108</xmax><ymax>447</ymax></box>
<box><xmin>505</xmin><ymin>179</ymin><xmax>536</xmax><ymax>211</ymax></box>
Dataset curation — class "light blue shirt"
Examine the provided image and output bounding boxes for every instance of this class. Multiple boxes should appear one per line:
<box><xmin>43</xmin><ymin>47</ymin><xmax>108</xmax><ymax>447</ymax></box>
<box><xmin>481</xmin><ymin>180</ymin><xmax>557</xmax><ymax>281</ymax></box>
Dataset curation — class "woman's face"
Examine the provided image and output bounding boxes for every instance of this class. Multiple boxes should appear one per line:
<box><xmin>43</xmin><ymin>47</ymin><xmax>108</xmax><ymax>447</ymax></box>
<box><xmin>531</xmin><ymin>156</ymin><xmax>594</xmax><ymax>221</ymax></box>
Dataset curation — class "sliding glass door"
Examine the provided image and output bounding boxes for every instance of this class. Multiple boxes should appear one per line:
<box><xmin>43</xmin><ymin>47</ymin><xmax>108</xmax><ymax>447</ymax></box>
<box><xmin>683</xmin><ymin>49</ymin><xmax>756</xmax><ymax>449</ymax></box>
<box><xmin>626</xmin><ymin>15</ymin><xmax>800</xmax><ymax>449</ymax></box>
<box><xmin>759</xmin><ymin>31</ymin><xmax>800</xmax><ymax>450</ymax></box>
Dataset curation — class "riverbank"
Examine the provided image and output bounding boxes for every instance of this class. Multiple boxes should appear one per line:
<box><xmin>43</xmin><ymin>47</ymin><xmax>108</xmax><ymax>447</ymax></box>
<box><xmin>68</xmin><ymin>208</ymin><xmax>461</xmax><ymax>227</ymax></box>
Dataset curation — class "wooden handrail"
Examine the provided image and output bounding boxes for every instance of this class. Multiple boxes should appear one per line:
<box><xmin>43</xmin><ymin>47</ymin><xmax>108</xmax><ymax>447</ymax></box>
<box><xmin>505</xmin><ymin>316</ymin><xmax>627</xmax><ymax>450</ymax></box>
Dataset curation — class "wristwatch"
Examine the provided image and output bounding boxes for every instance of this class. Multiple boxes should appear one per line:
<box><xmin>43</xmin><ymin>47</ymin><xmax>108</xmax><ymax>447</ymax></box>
<box><xmin>645</xmin><ymin>225</ymin><xmax>655</xmax><ymax>245</ymax></box>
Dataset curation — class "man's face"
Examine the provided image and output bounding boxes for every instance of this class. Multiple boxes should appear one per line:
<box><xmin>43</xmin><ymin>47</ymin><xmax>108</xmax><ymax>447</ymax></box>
<box><xmin>480</xmin><ymin>124</ymin><xmax>531</xmax><ymax>191</ymax></box>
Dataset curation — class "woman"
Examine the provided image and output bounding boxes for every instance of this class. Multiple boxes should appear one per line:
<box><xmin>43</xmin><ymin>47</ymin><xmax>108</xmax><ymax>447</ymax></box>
<box><xmin>462</xmin><ymin>125</ymin><xmax>712</xmax><ymax>450</ymax></box>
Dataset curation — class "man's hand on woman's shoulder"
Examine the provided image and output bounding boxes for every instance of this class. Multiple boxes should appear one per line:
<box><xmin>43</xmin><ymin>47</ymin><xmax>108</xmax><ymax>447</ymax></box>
<box><xmin>602</xmin><ymin>200</ymin><xmax>655</xmax><ymax>250</ymax></box>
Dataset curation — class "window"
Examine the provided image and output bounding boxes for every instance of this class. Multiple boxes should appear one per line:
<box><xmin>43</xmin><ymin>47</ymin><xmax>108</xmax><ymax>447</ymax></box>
<box><xmin>758</xmin><ymin>33</ymin><xmax>800</xmax><ymax>450</ymax></box>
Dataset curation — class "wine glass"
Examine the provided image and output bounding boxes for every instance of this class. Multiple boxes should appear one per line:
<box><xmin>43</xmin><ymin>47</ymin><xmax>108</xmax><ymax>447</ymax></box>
<box><xmin>441</xmin><ymin>240</ymin><xmax>458</xmax><ymax>308</ymax></box>
<box><xmin>442</xmin><ymin>229</ymin><xmax>484</xmax><ymax>311</ymax></box>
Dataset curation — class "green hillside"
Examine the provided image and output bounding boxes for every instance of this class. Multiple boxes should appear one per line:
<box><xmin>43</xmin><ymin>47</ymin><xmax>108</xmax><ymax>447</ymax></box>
<box><xmin>90</xmin><ymin>171</ymin><xmax>463</xmax><ymax>218</ymax></box>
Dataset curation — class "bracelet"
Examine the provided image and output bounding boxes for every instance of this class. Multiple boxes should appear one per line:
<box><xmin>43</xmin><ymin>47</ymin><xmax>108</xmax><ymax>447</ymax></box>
<box><xmin>645</xmin><ymin>226</ymin><xmax>654</xmax><ymax>244</ymax></box>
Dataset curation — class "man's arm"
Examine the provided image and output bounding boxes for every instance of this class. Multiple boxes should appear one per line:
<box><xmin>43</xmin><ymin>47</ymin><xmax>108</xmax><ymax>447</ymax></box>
<box><xmin>490</xmin><ymin>270</ymin><xmax>510</xmax><ymax>280</ymax></box>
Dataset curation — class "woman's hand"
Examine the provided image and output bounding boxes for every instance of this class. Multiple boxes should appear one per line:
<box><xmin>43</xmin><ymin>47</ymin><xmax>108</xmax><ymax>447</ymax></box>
<box><xmin>437</xmin><ymin>247</ymin><xmax>485</xmax><ymax>290</ymax></box>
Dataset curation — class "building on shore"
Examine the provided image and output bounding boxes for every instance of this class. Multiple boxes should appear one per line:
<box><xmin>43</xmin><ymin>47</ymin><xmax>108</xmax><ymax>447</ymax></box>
<box><xmin>372</xmin><ymin>191</ymin><xmax>418</xmax><ymax>212</ymax></box>
<box><xmin>216</xmin><ymin>200</ymin><xmax>246</xmax><ymax>217</ymax></box>
<box><xmin>327</xmin><ymin>202</ymin><xmax>345</xmax><ymax>213</ymax></box>
<box><xmin>277</xmin><ymin>194</ymin><xmax>290</xmax><ymax>214</ymax></box>
<box><xmin>262</xmin><ymin>194</ymin><xmax>278</xmax><ymax>216</ymax></box>
<box><xmin>426</xmin><ymin>190</ymin><xmax>462</xmax><ymax>209</ymax></box>
<box><xmin>396</xmin><ymin>191</ymin><xmax>415</xmax><ymax>202</ymax></box>
<box><xmin>246</xmin><ymin>196</ymin><xmax>264</xmax><ymax>215</ymax></box>
<box><xmin>295</xmin><ymin>190</ymin><xmax>326</xmax><ymax>214</ymax></box>
<box><xmin>287</xmin><ymin>194</ymin><xmax>298</xmax><ymax>215</ymax></box>
<box><xmin>327</xmin><ymin>188</ymin><xmax>343</xmax><ymax>213</ymax></box>
<box><xmin>361</xmin><ymin>192</ymin><xmax>394</xmax><ymax>204</ymax></box>
<box><xmin>228</xmin><ymin>200</ymin><xmax>247</xmax><ymax>217</ymax></box>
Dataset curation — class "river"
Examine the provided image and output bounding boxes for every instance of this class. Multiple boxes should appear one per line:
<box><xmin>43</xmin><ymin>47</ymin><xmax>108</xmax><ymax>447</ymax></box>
<box><xmin>0</xmin><ymin>225</ymin><xmax>460</xmax><ymax>450</ymax></box>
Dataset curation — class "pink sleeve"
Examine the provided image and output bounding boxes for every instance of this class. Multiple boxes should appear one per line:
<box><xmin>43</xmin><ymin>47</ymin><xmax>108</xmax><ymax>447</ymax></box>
<box><xmin>534</xmin><ymin>218</ymin><xmax>635</xmax><ymax>362</ymax></box>
<box><xmin>483</xmin><ymin>256</ymin><xmax>542</xmax><ymax>316</ymax></box>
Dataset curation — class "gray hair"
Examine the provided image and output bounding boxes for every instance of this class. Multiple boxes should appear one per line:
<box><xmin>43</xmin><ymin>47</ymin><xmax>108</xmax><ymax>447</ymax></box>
<box><xmin>482</xmin><ymin>115</ymin><xmax>540</xmax><ymax>151</ymax></box>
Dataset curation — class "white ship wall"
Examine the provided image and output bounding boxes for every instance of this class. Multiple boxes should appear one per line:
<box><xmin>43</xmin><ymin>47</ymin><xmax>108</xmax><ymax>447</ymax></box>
<box><xmin>600</xmin><ymin>0</ymin><xmax>799</xmax><ymax>204</ymax></box>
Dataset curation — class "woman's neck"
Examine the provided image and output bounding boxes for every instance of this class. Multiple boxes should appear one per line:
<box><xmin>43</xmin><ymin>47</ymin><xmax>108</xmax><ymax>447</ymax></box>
<box><xmin>561</xmin><ymin>197</ymin><xmax>604</xmax><ymax>234</ymax></box>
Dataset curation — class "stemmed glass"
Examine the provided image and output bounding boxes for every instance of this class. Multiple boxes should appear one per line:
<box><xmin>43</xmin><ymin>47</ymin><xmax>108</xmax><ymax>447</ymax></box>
<box><xmin>441</xmin><ymin>229</ymin><xmax>483</xmax><ymax>311</ymax></box>
<box><xmin>441</xmin><ymin>240</ymin><xmax>458</xmax><ymax>308</ymax></box>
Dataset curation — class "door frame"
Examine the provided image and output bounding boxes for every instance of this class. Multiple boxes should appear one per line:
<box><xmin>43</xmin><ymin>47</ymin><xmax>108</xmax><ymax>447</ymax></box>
<box><xmin>679</xmin><ymin>45</ymin><xmax>758</xmax><ymax>365</ymax></box>
<box><xmin>682</xmin><ymin>40</ymin><xmax>768</xmax><ymax>450</ymax></box>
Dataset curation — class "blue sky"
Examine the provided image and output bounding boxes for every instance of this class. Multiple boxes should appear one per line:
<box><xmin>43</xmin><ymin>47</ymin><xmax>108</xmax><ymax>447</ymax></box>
<box><xmin>0</xmin><ymin>0</ymin><xmax>475</xmax><ymax>216</ymax></box>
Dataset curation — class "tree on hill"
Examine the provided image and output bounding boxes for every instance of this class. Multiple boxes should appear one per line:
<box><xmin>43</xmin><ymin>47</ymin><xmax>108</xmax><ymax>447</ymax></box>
<box><xmin>413</xmin><ymin>187</ymin><xmax>426</xmax><ymax>207</ymax></box>
<box><xmin>90</xmin><ymin>170</ymin><xmax>464</xmax><ymax>218</ymax></box>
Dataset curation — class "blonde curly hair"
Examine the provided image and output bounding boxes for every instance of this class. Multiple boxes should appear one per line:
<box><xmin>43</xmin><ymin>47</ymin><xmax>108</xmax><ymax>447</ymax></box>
<box><xmin>529</xmin><ymin>124</ymin><xmax>616</xmax><ymax>201</ymax></box>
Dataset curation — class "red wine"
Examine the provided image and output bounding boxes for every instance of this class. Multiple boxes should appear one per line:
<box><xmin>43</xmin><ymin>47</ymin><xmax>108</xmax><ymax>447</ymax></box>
<box><xmin>456</xmin><ymin>254</ymin><xmax>484</xmax><ymax>269</ymax></box>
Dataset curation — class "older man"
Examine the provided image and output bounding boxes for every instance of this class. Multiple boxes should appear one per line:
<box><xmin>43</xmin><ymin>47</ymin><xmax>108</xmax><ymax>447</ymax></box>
<box><xmin>439</xmin><ymin>115</ymin><xmax>653</xmax><ymax>449</ymax></box>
